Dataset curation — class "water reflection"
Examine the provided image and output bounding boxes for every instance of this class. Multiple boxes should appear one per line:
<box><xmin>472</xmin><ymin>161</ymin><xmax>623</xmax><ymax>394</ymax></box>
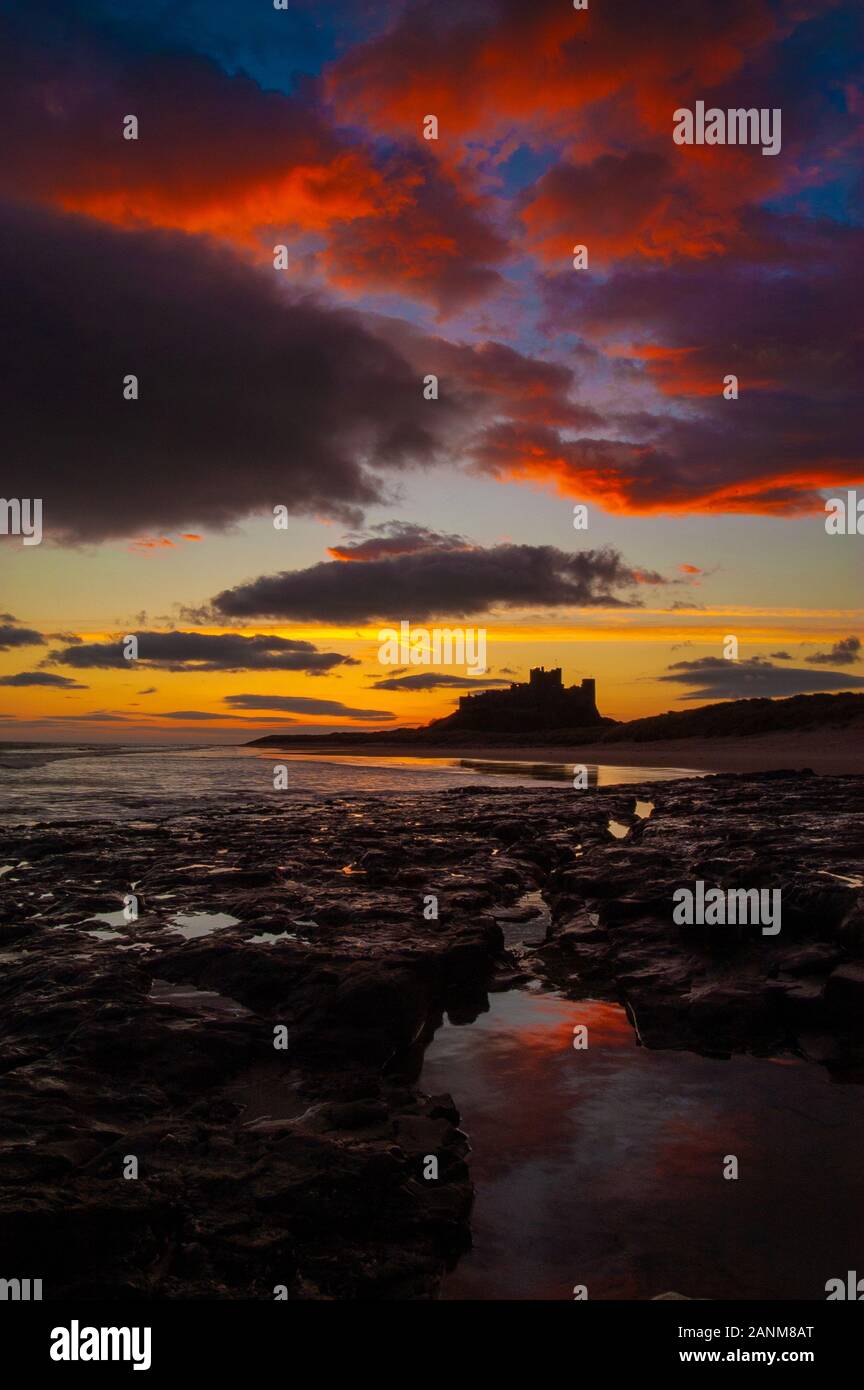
<box><xmin>457</xmin><ymin>759</ymin><xmax>697</xmax><ymax>787</ymax></box>
<box><xmin>168</xmin><ymin>910</ymin><xmax>240</xmax><ymax>939</ymax></box>
<box><xmin>1</xmin><ymin>745</ymin><xmax>704</xmax><ymax>823</ymax></box>
<box><xmin>422</xmin><ymin>990</ymin><xmax>864</xmax><ymax>1301</ymax></box>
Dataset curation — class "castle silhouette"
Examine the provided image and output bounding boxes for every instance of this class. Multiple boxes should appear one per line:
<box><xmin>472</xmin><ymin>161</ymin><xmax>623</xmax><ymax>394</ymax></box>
<box><xmin>430</xmin><ymin>667</ymin><xmax>604</xmax><ymax>733</ymax></box>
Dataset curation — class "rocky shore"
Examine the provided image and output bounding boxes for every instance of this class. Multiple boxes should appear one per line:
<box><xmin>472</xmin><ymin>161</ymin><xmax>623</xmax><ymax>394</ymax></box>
<box><xmin>533</xmin><ymin>771</ymin><xmax>864</xmax><ymax>1063</ymax></box>
<box><xmin>1</xmin><ymin>771</ymin><xmax>862</xmax><ymax>1299</ymax></box>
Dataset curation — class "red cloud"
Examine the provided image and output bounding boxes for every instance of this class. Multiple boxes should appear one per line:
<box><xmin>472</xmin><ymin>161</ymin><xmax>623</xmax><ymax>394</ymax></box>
<box><xmin>0</xmin><ymin>18</ymin><xmax>507</xmax><ymax>314</ymax></box>
<box><xmin>330</xmin><ymin>0</ymin><xmax>779</xmax><ymax>147</ymax></box>
<box><xmin>128</xmin><ymin>536</ymin><xmax>176</xmax><ymax>553</ymax></box>
<box><xmin>2</xmin><ymin>0</ymin><xmax>856</xmax><ymax>524</ymax></box>
<box><xmin>622</xmin><ymin>344</ymin><xmax>778</xmax><ymax>397</ymax></box>
<box><xmin>332</xmin><ymin>0</ymin><xmax>797</xmax><ymax>277</ymax></box>
<box><xmin>520</xmin><ymin>153</ymin><xmax>726</xmax><ymax>267</ymax></box>
<box><xmin>471</xmin><ymin>420</ymin><xmax>863</xmax><ymax>517</ymax></box>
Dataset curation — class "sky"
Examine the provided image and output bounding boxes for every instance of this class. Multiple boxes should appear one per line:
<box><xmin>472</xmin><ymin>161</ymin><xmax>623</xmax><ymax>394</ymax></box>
<box><xmin>1</xmin><ymin>0</ymin><xmax>862</xmax><ymax>742</ymax></box>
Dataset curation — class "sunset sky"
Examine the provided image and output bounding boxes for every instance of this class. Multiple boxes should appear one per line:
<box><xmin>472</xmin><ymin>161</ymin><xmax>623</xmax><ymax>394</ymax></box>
<box><xmin>1</xmin><ymin>0</ymin><xmax>862</xmax><ymax>741</ymax></box>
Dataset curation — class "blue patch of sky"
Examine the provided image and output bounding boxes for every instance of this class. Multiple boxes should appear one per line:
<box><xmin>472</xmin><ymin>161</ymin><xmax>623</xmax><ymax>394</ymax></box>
<box><xmin>764</xmin><ymin>179</ymin><xmax>859</xmax><ymax>225</ymax></box>
<box><xmin>73</xmin><ymin>0</ymin><xmax>396</xmax><ymax>92</ymax></box>
<box><xmin>496</xmin><ymin>142</ymin><xmax>561</xmax><ymax>197</ymax></box>
<box><xmin>776</xmin><ymin>1</ymin><xmax>861</xmax><ymax>89</ymax></box>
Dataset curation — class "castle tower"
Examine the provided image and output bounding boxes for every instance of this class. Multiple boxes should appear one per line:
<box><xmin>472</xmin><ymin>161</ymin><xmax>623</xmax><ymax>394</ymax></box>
<box><xmin>449</xmin><ymin>668</ymin><xmax>603</xmax><ymax>730</ymax></box>
<box><xmin>529</xmin><ymin>666</ymin><xmax>563</xmax><ymax>692</ymax></box>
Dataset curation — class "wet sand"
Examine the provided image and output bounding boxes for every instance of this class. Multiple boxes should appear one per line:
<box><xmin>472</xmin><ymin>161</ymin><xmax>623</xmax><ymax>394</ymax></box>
<box><xmin>267</xmin><ymin>728</ymin><xmax>864</xmax><ymax>776</ymax></box>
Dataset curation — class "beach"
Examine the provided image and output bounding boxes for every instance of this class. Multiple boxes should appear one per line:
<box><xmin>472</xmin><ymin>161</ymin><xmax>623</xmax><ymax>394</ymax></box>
<box><xmin>260</xmin><ymin>728</ymin><xmax>864</xmax><ymax>776</ymax></box>
<box><xmin>2</xmin><ymin>768</ymin><xmax>863</xmax><ymax>1299</ymax></box>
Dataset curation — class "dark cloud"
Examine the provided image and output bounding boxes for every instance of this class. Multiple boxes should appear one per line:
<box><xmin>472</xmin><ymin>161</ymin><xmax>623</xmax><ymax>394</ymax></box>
<box><xmin>0</xmin><ymin>671</ymin><xmax>87</xmax><ymax>689</ymax></box>
<box><xmin>155</xmin><ymin>711</ymin><xmax>298</xmax><ymax>723</ymax></box>
<box><xmin>328</xmin><ymin>522</ymin><xmax>471</xmax><ymax>562</ymax></box>
<box><xmin>46</xmin><ymin>631</ymin><xmax>83</xmax><ymax>644</ymax></box>
<box><xmin>1</xmin><ymin>0</ymin><xmax>858</xmax><ymax>539</ymax></box>
<box><xmin>0</xmin><ymin>3</ymin><xmax>506</xmax><ymax>314</ymax></box>
<box><xmin>0</xmin><ymin>201</ymin><xmax>472</xmax><ymax>543</ymax></box>
<box><xmin>769</xmin><ymin>651</ymin><xmax>792</xmax><ymax>660</ymax></box>
<box><xmin>0</xmin><ymin>620</ymin><xmax>45</xmax><ymax>650</ymax></box>
<box><xmin>213</xmin><ymin>543</ymin><xmax>661</xmax><ymax>623</ymax></box>
<box><xmin>137</xmin><ymin>687</ymin><xmax>158</xmax><ymax>695</ymax></box>
<box><xmin>660</xmin><ymin>656</ymin><xmax>864</xmax><ymax>701</ymax></box>
<box><xmin>532</xmin><ymin>212</ymin><xmax>864</xmax><ymax>514</ymax></box>
<box><xmin>47</xmin><ymin>631</ymin><xmax>357</xmax><ymax>673</ymax></box>
<box><xmin>806</xmin><ymin>636</ymin><xmax>861</xmax><ymax>666</ymax></box>
<box><xmin>369</xmin><ymin>673</ymin><xmax>510</xmax><ymax>691</ymax></box>
<box><xmin>224</xmin><ymin>694</ymin><xmax>394</xmax><ymax>721</ymax></box>
<box><xmin>320</xmin><ymin>145</ymin><xmax>508</xmax><ymax>312</ymax></box>
<box><xmin>520</xmin><ymin>152</ymin><xmax>674</xmax><ymax>267</ymax></box>
<box><xmin>48</xmin><ymin>711</ymin><xmax>131</xmax><ymax>722</ymax></box>
<box><xmin>383</xmin><ymin>333</ymin><xmax>601</xmax><ymax>433</ymax></box>
<box><xmin>0</xmin><ymin>3</ymin><xmax>343</xmax><ymax>212</ymax></box>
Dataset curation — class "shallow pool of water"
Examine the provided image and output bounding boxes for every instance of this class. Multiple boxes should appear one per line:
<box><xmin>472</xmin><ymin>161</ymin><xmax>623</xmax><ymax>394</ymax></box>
<box><xmin>168</xmin><ymin>911</ymin><xmax>240</xmax><ymax>939</ymax></box>
<box><xmin>86</xmin><ymin>909</ymin><xmax>132</xmax><ymax>927</ymax></box>
<box><xmin>422</xmin><ymin>989</ymin><xmax>864</xmax><ymax>1301</ymax></box>
<box><xmin>148</xmin><ymin>977</ymin><xmax>251</xmax><ymax>1018</ymax></box>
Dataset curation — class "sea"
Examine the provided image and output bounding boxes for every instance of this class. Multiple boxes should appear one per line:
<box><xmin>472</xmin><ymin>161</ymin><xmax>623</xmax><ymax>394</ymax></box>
<box><xmin>0</xmin><ymin>742</ymin><xmax>703</xmax><ymax>824</ymax></box>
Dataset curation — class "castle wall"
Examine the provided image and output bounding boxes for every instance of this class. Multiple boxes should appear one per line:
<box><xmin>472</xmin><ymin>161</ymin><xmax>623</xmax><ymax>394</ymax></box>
<box><xmin>451</xmin><ymin>669</ymin><xmax>602</xmax><ymax>731</ymax></box>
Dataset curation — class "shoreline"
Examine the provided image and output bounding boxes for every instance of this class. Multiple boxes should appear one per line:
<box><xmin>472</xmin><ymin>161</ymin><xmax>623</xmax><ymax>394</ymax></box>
<box><xmin>2</xmin><ymin>773</ymin><xmax>863</xmax><ymax>1300</ymax></box>
<box><xmin>255</xmin><ymin>728</ymin><xmax>864</xmax><ymax>776</ymax></box>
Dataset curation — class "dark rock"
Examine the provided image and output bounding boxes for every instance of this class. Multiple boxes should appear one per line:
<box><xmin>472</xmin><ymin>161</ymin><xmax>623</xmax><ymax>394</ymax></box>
<box><xmin>825</xmin><ymin>964</ymin><xmax>864</xmax><ymax>1018</ymax></box>
<box><xmin>1</xmin><ymin>770</ymin><xmax>862</xmax><ymax>1299</ymax></box>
